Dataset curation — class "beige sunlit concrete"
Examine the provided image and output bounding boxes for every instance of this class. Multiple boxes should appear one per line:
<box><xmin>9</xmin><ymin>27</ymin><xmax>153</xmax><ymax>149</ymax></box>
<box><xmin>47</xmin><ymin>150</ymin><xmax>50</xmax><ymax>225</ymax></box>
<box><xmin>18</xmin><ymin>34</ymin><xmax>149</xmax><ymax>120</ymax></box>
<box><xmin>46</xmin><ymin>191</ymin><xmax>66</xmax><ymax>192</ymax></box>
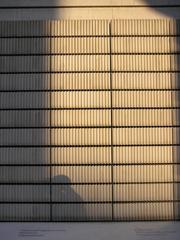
<box><xmin>0</xmin><ymin>1</ymin><xmax>180</xmax><ymax>221</ymax></box>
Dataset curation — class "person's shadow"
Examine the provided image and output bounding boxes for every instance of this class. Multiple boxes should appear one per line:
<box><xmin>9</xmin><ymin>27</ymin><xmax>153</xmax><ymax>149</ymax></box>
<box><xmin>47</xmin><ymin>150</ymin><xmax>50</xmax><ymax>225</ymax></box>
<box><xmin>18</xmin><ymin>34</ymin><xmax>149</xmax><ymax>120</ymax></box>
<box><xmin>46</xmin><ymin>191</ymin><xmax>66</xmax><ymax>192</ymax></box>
<box><xmin>51</xmin><ymin>175</ymin><xmax>87</xmax><ymax>221</ymax></box>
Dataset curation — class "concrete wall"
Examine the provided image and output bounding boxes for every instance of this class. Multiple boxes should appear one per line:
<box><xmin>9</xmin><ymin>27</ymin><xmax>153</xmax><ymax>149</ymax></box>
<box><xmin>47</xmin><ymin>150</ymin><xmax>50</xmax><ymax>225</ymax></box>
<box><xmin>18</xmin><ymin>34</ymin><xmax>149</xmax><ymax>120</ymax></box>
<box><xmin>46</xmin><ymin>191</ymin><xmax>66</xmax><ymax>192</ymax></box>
<box><xmin>0</xmin><ymin>0</ymin><xmax>180</xmax><ymax>221</ymax></box>
<box><xmin>0</xmin><ymin>0</ymin><xmax>180</xmax><ymax>20</ymax></box>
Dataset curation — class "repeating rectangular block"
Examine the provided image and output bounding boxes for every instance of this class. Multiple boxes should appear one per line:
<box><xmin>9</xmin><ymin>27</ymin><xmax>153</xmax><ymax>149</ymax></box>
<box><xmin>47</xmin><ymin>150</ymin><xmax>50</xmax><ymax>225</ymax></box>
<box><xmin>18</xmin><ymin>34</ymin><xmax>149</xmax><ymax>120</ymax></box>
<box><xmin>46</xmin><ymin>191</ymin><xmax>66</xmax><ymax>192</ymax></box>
<box><xmin>51</xmin><ymin>91</ymin><xmax>110</xmax><ymax>108</ymax></box>
<box><xmin>0</xmin><ymin>56</ymin><xmax>51</xmax><ymax>72</ymax></box>
<box><xmin>52</xmin><ymin>203</ymin><xmax>111</xmax><ymax>221</ymax></box>
<box><xmin>113</xmin><ymin>127</ymin><xmax>174</xmax><ymax>145</ymax></box>
<box><xmin>113</xmin><ymin>146</ymin><xmax>174</xmax><ymax>164</ymax></box>
<box><xmin>112</xmin><ymin>55</ymin><xmax>179</xmax><ymax>71</ymax></box>
<box><xmin>111</xmin><ymin>19</ymin><xmax>179</xmax><ymax>36</ymax></box>
<box><xmin>0</xmin><ymin>129</ymin><xmax>50</xmax><ymax>145</ymax></box>
<box><xmin>51</xmin><ymin>128</ymin><xmax>111</xmax><ymax>145</ymax></box>
<box><xmin>51</xmin><ymin>147</ymin><xmax>111</xmax><ymax>164</ymax></box>
<box><xmin>0</xmin><ymin>147</ymin><xmax>50</xmax><ymax>165</ymax></box>
<box><xmin>50</xmin><ymin>73</ymin><xmax>110</xmax><ymax>90</ymax></box>
<box><xmin>0</xmin><ymin>110</ymin><xmax>50</xmax><ymax>127</ymax></box>
<box><xmin>0</xmin><ymin>185</ymin><xmax>50</xmax><ymax>202</ymax></box>
<box><xmin>0</xmin><ymin>166</ymin><xmax>50</xmax><ymax>183</ymax></box>
<box><xmin>113</xmin><ymin>165</ymin><xmax>173</xmax><ymax>183</ymax></box>
<box><xmin>112</xmin><ymin>37</ymin><xmax>180</xmax><ymax>53</ymax></box>
<box><xmin>0</xmin><ymin>74</ymin><xmax>51</xmax><ymax>91</ymax></box>
<box><xmin>112</xmin><ymin>73</ymin><xmax>179</xmax><ymax>89</ymax></box>
<box><xmin>50</xmin><ymin>110</ymin><xmax>111</xmax><ymax>127</ymax></box>
<box><xmin>114</xmin><ymin>183</ymin><xmax>175</xmax><ymax>201</ymax></box>
<box><xmin>0</xmin><ymin>204</ymin><xmax>50</xmax><ymax>221</ymax></box>
<box><xmin>51</xmin><ymin>37</ymin><xmax>109</xmax><ymax>54</ymax></box>
<box><xmin>52</xmin><ymin>184</ymin><xmax>112</xmax><ymax>202</ymax></box>
<box><xmin>52</xmin><ymin>166</ymin><xmax>111</xmax><ymax>183</ymax></box>
<box><xmin>50</xmin><ymin>20</ymin><xmax>109</xmax><ymax>36</ymax></box>
<box><xmin>0</xmin><ymin>38</ymin><xmax>51</xmax><ymax>55</ymax></box>
<box><xmin>112</xmin><ymin>91</ymin><xmax>175</xmax><ymax>108</ymax></box>
<box><xmin>113</xmin><ymin>109</ymin><xmax>174</xmax><ymax>126</ymax></box>
<box><xmin>114</xmin><ymin>203</ymin><xmax>174</xmax><ymax>220</ymax></box>
<box><xmin>51</xmin><ymin>55</ymin><xmax>109</xmax><ymax>72</ymax></box>
<box><xmin>0</xmin><ymin>21</ymin><xmax>51</xmax><ymax>37</ymax></box>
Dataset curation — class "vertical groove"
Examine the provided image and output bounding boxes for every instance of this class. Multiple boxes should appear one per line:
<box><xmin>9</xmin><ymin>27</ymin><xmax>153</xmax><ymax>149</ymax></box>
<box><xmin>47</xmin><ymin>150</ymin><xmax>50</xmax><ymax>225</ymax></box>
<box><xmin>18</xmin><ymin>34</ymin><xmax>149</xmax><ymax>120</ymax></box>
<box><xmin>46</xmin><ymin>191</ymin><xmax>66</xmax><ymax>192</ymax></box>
<box><xmin>109</xmin><ymin>21</ymin><xmax>114</xmax><ymax>221</ymax></box>
<box><xmin>50</xmin><ymin>21</ymin><xmax>52</xmax><ymax>222</ymax></box>
<box><xmin>170</xmin><ymin>23</ymin><xmax>175</xmax><ymax>220</ymax></box>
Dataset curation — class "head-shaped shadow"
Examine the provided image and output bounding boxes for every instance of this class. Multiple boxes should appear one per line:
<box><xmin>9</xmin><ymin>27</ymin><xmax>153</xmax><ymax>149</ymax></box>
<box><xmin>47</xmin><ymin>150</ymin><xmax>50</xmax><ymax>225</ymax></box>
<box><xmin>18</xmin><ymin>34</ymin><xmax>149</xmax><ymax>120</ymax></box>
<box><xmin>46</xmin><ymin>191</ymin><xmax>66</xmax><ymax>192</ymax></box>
<box><xmin>52</xmin><ymin>175</ymin><xmax>87</xmax><ymax>221</ymax></box>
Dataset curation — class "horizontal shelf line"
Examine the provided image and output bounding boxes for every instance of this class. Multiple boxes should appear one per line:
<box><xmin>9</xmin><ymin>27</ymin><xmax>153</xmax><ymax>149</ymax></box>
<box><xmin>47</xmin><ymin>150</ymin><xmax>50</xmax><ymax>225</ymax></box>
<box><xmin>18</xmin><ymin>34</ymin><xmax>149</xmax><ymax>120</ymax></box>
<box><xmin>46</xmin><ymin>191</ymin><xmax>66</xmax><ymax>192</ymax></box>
<box><xmin>1</xmin><ymin>144</ymin><xmax>180</xmax><ymax>148</ymax></box>
<box><xmin>0</xmin><ymin>5</ymin><xmax>180</xmax><ymax>9</ymax></box>
<box><xmin>1</xmin><ymin>52</ymin><xmax>179</xmax><ymax>56</ymax></box>
<box><xmin>0</xmin><ymin>182</ymin><xmax>179</xmax><ymax>185</ymax></box>
<box><xmin>1</xmin><ymin>107</ymin><xmax>180</xmax><ymax>110</ymax></box>
<box><xmin>0</xmin><ymin>200</ymin><xmax>179</xmax><ymax>204</ymax></box>
<box><xmin>1</xmin><ymin>89</ymin><xmax>180</xmax><ymax>92</ymax></box>
<box><xmin>1</xmin><ymin>71</ymin><xmax>180</xmax><ymax>74</ymax></box>
<box><xmin>0</xmin><ymin>163</ymin><xmax>179</xmax><ymax>167</ymax></box>
<box><xmin>1</xmin><ymin>35</ymin><xmax>180</xmax><ymax>38</ymax></box>
<box><xmin>0</xmin><ymin>126</ymin><xmax>180</xmax><ymax>129</ymax></box>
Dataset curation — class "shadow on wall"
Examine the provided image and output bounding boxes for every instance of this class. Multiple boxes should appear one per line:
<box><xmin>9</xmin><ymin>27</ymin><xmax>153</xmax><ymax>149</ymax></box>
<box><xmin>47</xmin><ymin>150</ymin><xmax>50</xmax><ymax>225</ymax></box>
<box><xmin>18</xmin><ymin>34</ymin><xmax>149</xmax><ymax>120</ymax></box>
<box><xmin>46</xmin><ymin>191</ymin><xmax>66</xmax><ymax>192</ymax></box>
<box><xmin>52</xmin><ymin>175</ymin><xmax>86</xmax><ymax>221</ymax></box>
<box><xmin>32</xmin><ymin>175</ymin><xmax>86</xmax><ymax>221</ymax></box>
<box><xmin>1</xmin><ymin>1</ymin><xmax>180</xmax><ymax>221</ymax></box>
<box><xmin>145</xmin><ymin>0</ymin><xmax>180</xmax><ymax>219</ymax></box>
<box><xmin>0</xmin><ymin>12</ymin><xmax>89</xmax><ymax>221</ymax></box>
